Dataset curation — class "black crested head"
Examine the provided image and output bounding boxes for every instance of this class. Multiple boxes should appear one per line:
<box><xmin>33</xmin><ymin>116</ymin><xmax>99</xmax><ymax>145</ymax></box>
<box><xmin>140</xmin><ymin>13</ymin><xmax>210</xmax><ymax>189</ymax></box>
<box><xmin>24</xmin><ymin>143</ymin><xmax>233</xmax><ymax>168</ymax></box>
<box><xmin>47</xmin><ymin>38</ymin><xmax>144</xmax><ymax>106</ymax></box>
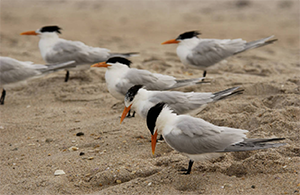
<box><xmin>125</xmin><ymin>85</ymin><xmax>143</xmax><ymax>102</ymax></box>
<box><xmin>176</xmin><ymin>31</ymin><xmax>201</xmax><ymax>40</ymax></box>
<box><xmin>106</xmin><ymin>57</ymin><xmax>132</xmax><ymax>67</ymax></box>
<box><xmin>146</xmin><ymin>102</ymin><xmax>166</xmax><ymax>135</ymax></box>
<box><xmin>40</xmin><ymin>26</ymin><xmax>62</xmax><ymax>34</ymax></box>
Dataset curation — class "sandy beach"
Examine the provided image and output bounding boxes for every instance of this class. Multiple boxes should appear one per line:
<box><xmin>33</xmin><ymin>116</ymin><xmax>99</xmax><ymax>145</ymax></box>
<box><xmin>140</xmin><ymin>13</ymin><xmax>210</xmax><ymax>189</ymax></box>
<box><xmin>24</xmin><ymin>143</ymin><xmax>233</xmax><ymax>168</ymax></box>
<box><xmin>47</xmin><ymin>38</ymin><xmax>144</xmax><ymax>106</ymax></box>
<box><xmin>0</xmin><ymin>0</ymin><xmax>299</xmax><ymax>194</ymax></box>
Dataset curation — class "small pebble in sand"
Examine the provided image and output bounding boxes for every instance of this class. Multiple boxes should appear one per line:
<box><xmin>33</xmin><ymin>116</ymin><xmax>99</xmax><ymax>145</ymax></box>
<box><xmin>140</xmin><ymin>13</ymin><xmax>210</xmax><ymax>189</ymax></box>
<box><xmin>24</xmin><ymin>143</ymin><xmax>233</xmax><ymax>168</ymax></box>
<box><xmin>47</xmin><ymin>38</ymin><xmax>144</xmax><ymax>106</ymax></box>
<box><xmin>45</xmin><ymin>138</ymin><xmax>53</xmax><ymax>143</ymax></box>
<box><xmin>116</xmin><ymin>180</ymin><xmax>122</xmax><ymax>184</ymax></box>
<box><xmin>69</xmin><ymin>146</ymin><xmax>79</xmax><ymax>151</ymax></box>
<box><xmin>79</xmin><ymin>152</ymin><xmax>85</xmax><ymax>156</ymax></box>
<box><xmin>54</xmin><ymin>170</ymin><xmax>65</xmax><ymax>176</ymax></box>
<box><xmin>76</xmin><ymin>132</ymin><xmax>84</xmax><ymax>136</ymax></box>
<box><xmin>88</xmin><ymin>157</ymin><xmax>94</xmax><ymax>160</ymax></box>
<box><xmin>251</xmin><ymin>185</ymin><xmax>255</xmax><ymax>189</ymax></box>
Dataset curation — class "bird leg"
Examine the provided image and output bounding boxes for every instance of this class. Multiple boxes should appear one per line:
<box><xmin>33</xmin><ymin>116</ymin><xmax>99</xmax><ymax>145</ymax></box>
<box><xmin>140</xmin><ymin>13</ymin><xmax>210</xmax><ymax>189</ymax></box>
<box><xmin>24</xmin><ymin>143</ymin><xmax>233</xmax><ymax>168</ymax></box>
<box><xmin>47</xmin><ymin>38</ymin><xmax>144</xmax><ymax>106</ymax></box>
<box><xmin>203</xmin><ymin>70</ymin><xmax>207</xmax><ymax>78</ymax></box>
<box><xmin>65</xmin><ymin>70</ymin><xmax>70</xmax><ymax>82</ymax></box>
<box><xmin>157</xmin><ymin>134</ymin><xmax>164</xmax><ymax>141</ymax></box>
<box><xmin>0</xmin><ymin>89</ymin><xmax>6</xmax><ymax>105</ymax></box>
<box><xmin>126</xmin><ymin>110</ymin><xmax>136</xmax><ymax>118</ymax></box>
<box><xmin>179</xmin><ymin>160</ymin><xmax>194</xmax><ymax>175</ymax></box>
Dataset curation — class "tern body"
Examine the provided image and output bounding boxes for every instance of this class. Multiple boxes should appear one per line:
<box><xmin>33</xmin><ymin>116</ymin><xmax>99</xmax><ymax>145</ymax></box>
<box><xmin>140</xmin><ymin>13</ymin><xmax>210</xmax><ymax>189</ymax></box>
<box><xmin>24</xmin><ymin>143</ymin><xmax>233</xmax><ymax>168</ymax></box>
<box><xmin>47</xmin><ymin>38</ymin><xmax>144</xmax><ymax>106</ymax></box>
<box><xmin>21</xmin><ymin>26</ymin><xmax>137</xmax><ymax>82</ymax></box>
<box><xmin>0</xmin><ymin>56</ymin><xmax>75</xmax><ymax>104</ymax></box>
<box><xmin>162</xmin><ymin>31</ymin><xmax>277</xmax><ymax>70</ymax></box>
<box><xmin>92</xmin><ymin>57</ymin><xmax>205</xmax><ymax>101</ymax></box>
<box><xmin>121</xmin><ymin>85</ymin><xmax>243</xmax><ymax>123</ymax></box>
<box><xmin>147</xmin><ymin>103</ymin><xmax>285</xmax><ymax>174</ymax></box>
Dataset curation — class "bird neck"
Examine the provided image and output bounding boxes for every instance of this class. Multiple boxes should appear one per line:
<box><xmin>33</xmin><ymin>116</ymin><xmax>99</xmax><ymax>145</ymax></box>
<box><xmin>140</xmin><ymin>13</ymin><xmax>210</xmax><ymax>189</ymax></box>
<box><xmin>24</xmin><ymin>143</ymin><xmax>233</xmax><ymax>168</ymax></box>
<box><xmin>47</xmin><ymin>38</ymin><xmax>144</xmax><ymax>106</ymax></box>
<box><xmin>132</xmin><ymin>88</ymin><xmax>149</xmax><ymax>118</ymax></box>
<box><xmin>156</xmin><ymin>107</ymin><xmax>177</xmax><ymax>134</ymax></box>
<box><xmin>38</xmin><ymin>33</ymin><xmax>60</xmax><ymax>62</ymax></box>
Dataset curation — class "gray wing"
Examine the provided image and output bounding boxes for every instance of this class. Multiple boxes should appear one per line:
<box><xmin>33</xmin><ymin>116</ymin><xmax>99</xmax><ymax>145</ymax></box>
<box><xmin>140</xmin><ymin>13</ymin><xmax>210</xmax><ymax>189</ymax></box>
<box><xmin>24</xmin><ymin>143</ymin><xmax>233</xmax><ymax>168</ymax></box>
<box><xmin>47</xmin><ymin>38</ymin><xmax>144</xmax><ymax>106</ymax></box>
<box><xmin>115</xmin><ymin>69</ymin><xmax>176</xmax><ymax>95</ymax></box>
<box><xmin>164</xmin><ymin>115</ymin><xmax>247</xmax><ymax>154</ymax></box>
<box><xmin>187</xmin><ymin>39</ymin><xmax>246</xmax><ymax>68</ymax></box>
<box><xmin>149</xmin><ymin>91</ymin><xmax>214</xmax><ymax>114</ymax></box>
<box><xmin>0</xmin><ymin>57</ymin><xmax>41</xmax><ymax>85</ymax></box>
<box><xmin>45</xmin><ymin>39</ymin><xmax>111</xmax><ymax>65</ymax></box>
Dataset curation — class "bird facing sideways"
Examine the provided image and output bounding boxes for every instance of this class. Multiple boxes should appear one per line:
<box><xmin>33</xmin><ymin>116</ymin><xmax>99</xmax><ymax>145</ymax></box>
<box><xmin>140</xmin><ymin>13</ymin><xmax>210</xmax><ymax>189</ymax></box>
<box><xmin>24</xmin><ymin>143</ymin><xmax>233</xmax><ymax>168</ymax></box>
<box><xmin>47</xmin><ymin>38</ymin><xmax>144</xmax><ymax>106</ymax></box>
<box><xmin>20</xmin><ymin>25</ymin><xmax>138</xmax><ymax>82</ymax></box>
<box><xmin>146</xmin><ymin>103</ymin><xmax>286</xmax><ymax>174</ymax></box>
<box><xmin>120</xmin><ymin>85</ymin><xmax>243</xmax><ymax>123</ymax></box>
<box><xmin>0</xmin><ymin>56</ymin><xmax>75</xmax><ymax>105</ymax></box>
<box><xmin>91</xmin><ymin>57</ymin><xmax>206</xmax><ymax>102</ymax></box>
<box><xmin>162</xmin><ymin>31</ymin><xmax>277</xmax><ymax>73</ymax></box>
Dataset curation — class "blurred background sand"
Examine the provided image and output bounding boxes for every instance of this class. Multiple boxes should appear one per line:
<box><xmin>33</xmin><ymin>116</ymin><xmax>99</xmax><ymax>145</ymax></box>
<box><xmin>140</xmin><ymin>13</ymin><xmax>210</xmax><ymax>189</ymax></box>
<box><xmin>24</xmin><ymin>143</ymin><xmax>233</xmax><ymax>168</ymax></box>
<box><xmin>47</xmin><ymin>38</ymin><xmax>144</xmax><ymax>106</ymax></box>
<box><xmin>0</xmin><ymin>0</ymin><xmax>299</xmax><ymax>194</ymax></box>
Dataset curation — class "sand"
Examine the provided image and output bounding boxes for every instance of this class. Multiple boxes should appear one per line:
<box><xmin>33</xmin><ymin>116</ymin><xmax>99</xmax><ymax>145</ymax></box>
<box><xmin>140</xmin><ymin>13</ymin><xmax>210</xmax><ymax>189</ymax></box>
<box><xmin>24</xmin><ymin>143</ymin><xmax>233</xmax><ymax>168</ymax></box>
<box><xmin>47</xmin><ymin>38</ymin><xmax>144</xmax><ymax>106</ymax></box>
<box><xmin>0</xmin><ymin>0</ymin><xmax>299</xmax><ymax>194</ymax></box>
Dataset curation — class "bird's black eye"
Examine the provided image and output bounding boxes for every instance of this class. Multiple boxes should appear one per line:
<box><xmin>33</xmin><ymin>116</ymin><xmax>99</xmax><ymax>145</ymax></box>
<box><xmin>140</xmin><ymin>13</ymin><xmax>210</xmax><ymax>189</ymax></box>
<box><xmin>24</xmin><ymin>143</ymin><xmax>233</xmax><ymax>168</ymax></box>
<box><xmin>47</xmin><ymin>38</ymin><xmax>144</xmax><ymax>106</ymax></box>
<box><xmin>176</xmin><ymin>31</ymin><xmax>200</xmax><ymax>40</ymax></box>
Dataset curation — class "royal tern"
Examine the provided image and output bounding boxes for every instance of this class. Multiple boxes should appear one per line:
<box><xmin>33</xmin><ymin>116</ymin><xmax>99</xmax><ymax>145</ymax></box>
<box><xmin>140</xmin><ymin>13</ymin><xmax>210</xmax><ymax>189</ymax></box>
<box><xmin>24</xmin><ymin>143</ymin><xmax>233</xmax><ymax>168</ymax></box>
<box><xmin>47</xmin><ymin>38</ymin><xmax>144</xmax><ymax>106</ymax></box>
<box><xmin>21</xmin><ymin>25</ymin><xmax>138</xmax><ymax>82</ymax></box>
<box><xmin>147</xmin><ymin>103</ymin><xmax>286</xmax><ymax>174</ymax></box>
<box><xmin>162</xmin><ymin>31</ymin><xmax>277</xmax><ymax>72</ymax></box>
<box><xmin>120</xmin><ymin>85</ymin><xmax>243</xmax><ymax>123</ymax></box>
<box><xmin>0</xmin><ymin>56</ymin><xmax>75</xmax><ymax>105</ymax></box>
<box><xmin>91</xmin><ymin>57</ymin><xmax>206</xmax><ymax>101</ymax></box>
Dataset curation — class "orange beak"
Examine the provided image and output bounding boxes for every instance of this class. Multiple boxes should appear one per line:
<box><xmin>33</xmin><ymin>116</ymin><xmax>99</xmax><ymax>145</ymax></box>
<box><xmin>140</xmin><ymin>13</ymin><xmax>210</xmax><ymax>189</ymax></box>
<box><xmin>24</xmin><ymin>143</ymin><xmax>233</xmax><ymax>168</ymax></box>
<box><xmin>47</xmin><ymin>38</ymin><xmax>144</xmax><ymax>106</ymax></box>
<box><xmin>20</xmin><ymin>31</ymin><xmax>38</xmax><ymax>35</ymax></box>
<box><xmin>161</xmin><ymin>39</ymin><xmax>179</xmax><ymax>45</ymax></box>
<box><xmin>120</xmin><ymin>104</ymin><xmax>132</xmax><ymax>124</ymax></box>
<box><xmin>151</xmin><ymin>130</ymin><xmax>158</xmax><ymax>155</ymax></box>
<box><xmin>91</xmin><ymin>62</ymin><xmax>111</xmax><ymax>68</ymax></box>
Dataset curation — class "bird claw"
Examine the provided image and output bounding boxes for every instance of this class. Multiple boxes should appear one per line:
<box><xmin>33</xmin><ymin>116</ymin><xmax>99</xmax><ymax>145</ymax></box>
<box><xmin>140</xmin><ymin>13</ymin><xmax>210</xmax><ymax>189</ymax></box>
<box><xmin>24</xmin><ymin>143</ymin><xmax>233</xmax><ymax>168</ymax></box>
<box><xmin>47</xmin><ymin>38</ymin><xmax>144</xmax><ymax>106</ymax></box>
<box><xmin>178</xmin><ymin>168</ymin><xmax>191</xmax><ymax>175</ymax></box>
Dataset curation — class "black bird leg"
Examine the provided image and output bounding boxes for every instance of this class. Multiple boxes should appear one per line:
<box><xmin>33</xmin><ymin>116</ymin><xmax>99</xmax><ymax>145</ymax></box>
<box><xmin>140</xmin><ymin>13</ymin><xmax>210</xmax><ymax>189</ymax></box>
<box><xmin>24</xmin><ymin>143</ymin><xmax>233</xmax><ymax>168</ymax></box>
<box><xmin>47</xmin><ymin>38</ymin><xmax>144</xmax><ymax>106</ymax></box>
<box><xmin>65</xmin><ymin>70</ymin><xmax>70</xmax><ymax>82</ymax></box>
<box><xmin>157</xmin><ymin>134</ymin><xmax>164</xmax><ymax>141</ymax></box>
<box><xmin>203</xmin><ymin>70</ymin><xmax>207</xmax><ymax>79</ymax></box>
<box><xmin>126</xmin><ymin>110</ymin><xmax>136</xmax><ymax>118</ymax></box>
<box><xmin>0</xmin><ymin>89</ymin><xmax>6</xmax><ymax>105</ymax></box>
<box><xmin>179</xmin><ymin>160</ymin><xmax>194</xmax><ymax>175</ymax></box>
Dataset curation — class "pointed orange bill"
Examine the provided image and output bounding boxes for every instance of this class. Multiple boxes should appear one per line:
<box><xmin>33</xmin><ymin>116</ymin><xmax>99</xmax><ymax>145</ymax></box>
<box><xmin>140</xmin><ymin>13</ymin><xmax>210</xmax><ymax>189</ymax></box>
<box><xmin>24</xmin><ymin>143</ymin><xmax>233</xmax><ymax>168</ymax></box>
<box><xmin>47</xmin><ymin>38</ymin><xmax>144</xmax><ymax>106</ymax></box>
<box><xmin>91</xmin><ymin>62</ymin><xmax>111</xmax><ymax>68</ymax></box>
<box><xmin>161</xmin><ymin>39</ymin><xmax>179</xmax><ymax>45</ymax></box>
<box><xmin>120</xmin><ymin>104</ymin><xmax>132</xmax><ymax>124</ymax></box>
<box><xmin>20</xmin><ymin>31</ymin><xmax>38</xmax><ymax>35</ymax></box>
<box><xmin>151</xmin><ymin>130</ymin><xmax>158</xmax><ymax>155</ymax></box>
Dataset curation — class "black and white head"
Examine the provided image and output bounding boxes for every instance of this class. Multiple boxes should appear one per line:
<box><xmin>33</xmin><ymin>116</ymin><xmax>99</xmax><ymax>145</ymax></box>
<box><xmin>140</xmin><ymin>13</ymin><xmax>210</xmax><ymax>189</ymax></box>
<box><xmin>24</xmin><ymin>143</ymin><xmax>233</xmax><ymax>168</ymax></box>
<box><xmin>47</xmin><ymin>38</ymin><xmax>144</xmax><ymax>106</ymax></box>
<box><xmin>146</xmin><ymin>102</ymin><xmax>166</xmax><ymax>136</ymax></box>
<box><xmin>106</xmin><ymin>57</ymin><xmax>132</xmax><ymax>68</ymax></box>
<box><xmin>146</xmin><ymin>102</ymin><xmax>166</xmax><ymax>155</ymax></box>
<box><xmin>38</xmin><ymin>26</ymin><xmax>62</xmax><ymax>34</ymax></box>
<box><xmin>120</xmin><ymin>85</ymin><xmax>144</xmax><ymax>124</ymax></box>
<box><xmin>162</xmin><ymin>31</ymin><xmax>201</xmax><ymax>44</ymax></box>
<box><xmin>91</xmin><ymin>57</ymin><xmax>132</xmax><ymax>69</ymax></box>
<box><xmin>176</xmin><ymin>31</ymin><xmax>201</xmax><ymax>41</ymax></box>
<box><xmin>21</xmin><ymin>25</ymin><xmax>62</xmax><ymax>36</ymax></box>
<box><xmin>124</xmin><ymin>85</ymin><xmax>143</xmax><ymax>107</ymax></box>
